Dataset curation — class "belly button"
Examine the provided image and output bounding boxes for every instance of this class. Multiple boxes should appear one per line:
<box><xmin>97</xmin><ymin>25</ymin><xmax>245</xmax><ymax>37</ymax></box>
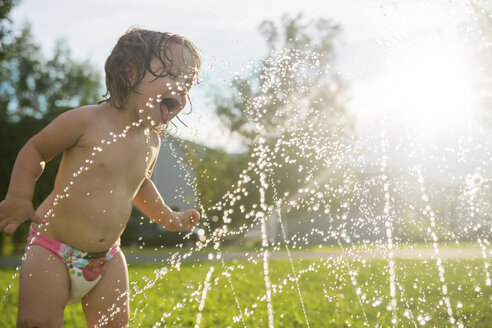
<box><xmin>99</xmin><ymin>239</ymin><xmax>105</xmax><ymax>243</ymax></box>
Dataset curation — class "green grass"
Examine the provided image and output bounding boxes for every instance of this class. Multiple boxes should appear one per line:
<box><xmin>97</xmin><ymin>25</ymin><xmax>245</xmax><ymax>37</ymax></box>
<box><xmin>1</xmin><ymin>240</ymin><xmax>478</xmax><ymax>261</ymax></box>
<box><xmin>1</xmin><ymin>258</ymin><xmax>491</xmax><ymax>327</ymax></box>
<box><xmin>119</xmin><ymin>241</ymin><xmax>482</xmax><ymax>258</ymax></box>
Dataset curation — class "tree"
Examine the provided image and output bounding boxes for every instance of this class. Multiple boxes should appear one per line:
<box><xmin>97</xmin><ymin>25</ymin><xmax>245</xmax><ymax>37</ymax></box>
<box><xmin>0</xmin><ymin>0</ymin><xmax>18</xmax><ymax>62</ymax></box>
<box><xmin>184</xmin><ymin>143</ymin><xmax>249</xmax><ymax>231</ymax></box>
<box><xmin>1</xmin><ymin>24</ymin><xmax>101</xmax><ymax>122</ymax></box>
<box><xmin>212</xmin><ymin>14</ymin><xmax>354</xmax><ymax>238</ymax></box>
<box><xmin>215</xmin><ymin>13</ymin><xmax>351</xmax><ymax>146</ymax></box>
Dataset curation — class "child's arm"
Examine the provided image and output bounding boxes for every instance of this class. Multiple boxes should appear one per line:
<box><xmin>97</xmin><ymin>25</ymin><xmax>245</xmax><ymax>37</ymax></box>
<box><xmin>133</xmin><ymin>178</ymin><xmax>200</xmax><ymax>232</ymax></box>
<box><xmin>0</xmin><ymin>109</ymin><xmax>89</xmax><ymax>235</ymax></box>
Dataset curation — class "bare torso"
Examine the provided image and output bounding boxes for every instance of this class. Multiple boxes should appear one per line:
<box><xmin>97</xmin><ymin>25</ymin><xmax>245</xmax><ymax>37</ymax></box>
<box><xmin>33</xmin><ymin>103</ymin><xmax>160</xmax><ymax>252</ymax></box>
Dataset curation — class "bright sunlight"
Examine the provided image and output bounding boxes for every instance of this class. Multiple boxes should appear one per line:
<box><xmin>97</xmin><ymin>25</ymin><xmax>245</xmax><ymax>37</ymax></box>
<box><xmin>358</xmin><ymin>38</ymin><xmax>475</xmax><ymax>138</ymax></box>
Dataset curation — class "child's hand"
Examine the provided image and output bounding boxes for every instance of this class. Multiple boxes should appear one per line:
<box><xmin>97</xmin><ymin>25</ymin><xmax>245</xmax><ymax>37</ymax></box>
<box><xmin>0</xmin><ymin>196</ymin><xmax>44</xmax><ymax>235</ymax></box>
<box><xmin>165</xmin><ymin>209</ymin><xmax>200</xmax><ymax>232</ymax></box>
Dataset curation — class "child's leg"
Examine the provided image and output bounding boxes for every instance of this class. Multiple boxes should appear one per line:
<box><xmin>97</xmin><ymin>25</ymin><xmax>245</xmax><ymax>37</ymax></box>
<box><xmin>82</xmin><ymin>251</ymin><xmax>130</xmax><ymax>327</ymax></box>
<box><xmin>17</xmin><ymin>245</ymin><xmax>70</xmax><ymax>328</ymax></box>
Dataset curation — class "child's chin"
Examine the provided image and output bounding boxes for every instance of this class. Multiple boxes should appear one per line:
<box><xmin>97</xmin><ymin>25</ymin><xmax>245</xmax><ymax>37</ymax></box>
<box><xmin>154</xmin><ymin>123</ymin><xmax>168</xmax><ymax>134</ymax></box>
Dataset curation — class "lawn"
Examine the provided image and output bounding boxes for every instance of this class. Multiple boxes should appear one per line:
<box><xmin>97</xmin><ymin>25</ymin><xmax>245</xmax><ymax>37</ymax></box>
<box><xmin>1</xmin><ymin>257</ymin><xmax>491</xmax><ymax>327</ymax></box>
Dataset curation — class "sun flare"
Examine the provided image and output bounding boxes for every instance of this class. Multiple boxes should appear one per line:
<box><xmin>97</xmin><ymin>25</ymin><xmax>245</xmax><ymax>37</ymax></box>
<box><xmin>359</xmin><ymin>40</ymin><xmax>475</xmax><ymax>137</ymax></box>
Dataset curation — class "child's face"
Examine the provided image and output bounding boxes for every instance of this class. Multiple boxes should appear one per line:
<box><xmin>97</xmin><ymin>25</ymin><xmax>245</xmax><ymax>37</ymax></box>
<box><xmin>135</xmin><ymin>43</ymin><xmax>197</xmax><ymax>128</ymax></box>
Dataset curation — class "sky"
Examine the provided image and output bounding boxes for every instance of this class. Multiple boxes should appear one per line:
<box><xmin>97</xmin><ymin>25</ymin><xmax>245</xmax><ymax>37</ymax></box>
<box><xmin>10</xmin><ymin>0</ymin><xmax>487</xmax><ymax>152</ymax></box>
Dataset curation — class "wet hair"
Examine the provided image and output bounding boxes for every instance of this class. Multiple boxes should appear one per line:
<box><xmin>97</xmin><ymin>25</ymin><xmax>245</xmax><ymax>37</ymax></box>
<box><xmin>103</xmin><ymin>28</ymin><xmax>201</xmax><ymax>110</ymax></box>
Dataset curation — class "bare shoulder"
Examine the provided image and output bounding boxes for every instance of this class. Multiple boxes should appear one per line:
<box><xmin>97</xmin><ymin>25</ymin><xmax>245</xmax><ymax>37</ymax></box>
<box><xmin>29</xmin><ymin>104</ymin><xmax>104</xmax><ymax>161</ymax></box>
<box><xmin>57</xmin><ymin>104</ymin><xmax>102</xmax><ymax>125</ymax></box>
<box><xmin>36</xmin><ymin>105</ymin><xmax>102</xmax><ymax>141</ymax></box>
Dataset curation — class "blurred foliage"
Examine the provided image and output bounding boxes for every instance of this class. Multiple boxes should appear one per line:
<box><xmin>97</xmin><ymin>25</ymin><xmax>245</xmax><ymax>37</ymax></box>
<box><xmin>212</xmin><ymin>13</ymin><xmax>353</xmax><ymax>236</ymax></box>
<box><xmin>0</xmin><ymin>1</ymin><xmax>101</xmax><ymax>252</ymax></box>
<box><xmin>0</xmin><ymin>24</ymin><xmax>101</xmax><ymax>121</ymax></box>
<box><xmin>216</xmin><ymin>13</ymin><xmax>352</xmax><ymax>146</ymax></box>
<box><xmin>0</xmin><ymin>0</ymin><xmax>18</xmax><ymax>63</ymax></box>
<box><xmin>184</xmin><ymin>143</ymin><xmax>249</xmax><ymax>232</ymax></box>
<box><xmin>471</xmin><ymin>1</ymin><xmax>492</xmax><ymax>125</ymax></box>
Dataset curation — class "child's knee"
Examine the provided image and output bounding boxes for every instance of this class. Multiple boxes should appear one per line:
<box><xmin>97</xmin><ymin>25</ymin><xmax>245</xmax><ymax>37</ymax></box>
<box><xmin>88</xmin><ymin>309</ymin><xmax>129</xmax><ymax>327</ymax></box>
<box><xmin>116</xmin><ymin>310</ymin><xmax>130</xmax><ymax>326</ymax></box>
<box><xmin>108</xmin><ymin>308</ymin><xmax>130</xmax><ymax>327</ymax></box>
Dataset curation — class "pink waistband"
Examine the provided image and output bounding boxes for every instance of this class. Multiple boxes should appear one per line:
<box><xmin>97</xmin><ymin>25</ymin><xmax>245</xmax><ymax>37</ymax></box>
<box><xmin>28</xmin><ymin>226</ymin><xmax>120</xmax><ymax>259</ymax></box>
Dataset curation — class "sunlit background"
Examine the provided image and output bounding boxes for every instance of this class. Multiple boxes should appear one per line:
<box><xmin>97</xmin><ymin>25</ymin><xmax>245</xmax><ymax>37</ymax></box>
<box><xmin>11</xmin><ymin>0</ymin><xmax>486</xmax><ymax>150</ymax></box>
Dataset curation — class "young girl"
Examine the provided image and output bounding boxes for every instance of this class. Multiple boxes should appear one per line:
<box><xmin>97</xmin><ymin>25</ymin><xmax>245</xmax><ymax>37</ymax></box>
<box><xmin>0</xmin><ymin>28</ymin><xmax>201</xmax><ymax>327</ymax></box>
